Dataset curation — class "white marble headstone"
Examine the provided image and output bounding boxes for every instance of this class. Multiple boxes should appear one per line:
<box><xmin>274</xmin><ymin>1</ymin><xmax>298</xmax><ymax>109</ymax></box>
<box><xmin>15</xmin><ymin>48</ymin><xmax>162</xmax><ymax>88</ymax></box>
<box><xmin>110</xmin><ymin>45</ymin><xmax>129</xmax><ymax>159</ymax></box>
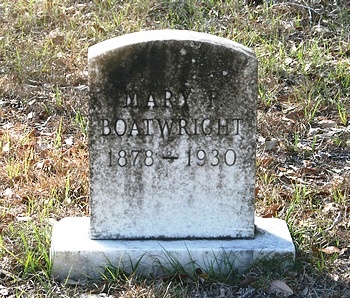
<box><xmin>88</xmin><ymin>30</ymin><xmax>257</xmax><ymax>239</ymax></box>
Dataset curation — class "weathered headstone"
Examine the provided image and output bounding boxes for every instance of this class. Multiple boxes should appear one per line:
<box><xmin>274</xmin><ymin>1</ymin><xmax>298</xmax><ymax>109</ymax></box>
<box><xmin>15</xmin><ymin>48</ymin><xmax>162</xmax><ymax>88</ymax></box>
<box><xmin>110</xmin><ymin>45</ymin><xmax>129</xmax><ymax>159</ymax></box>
<box><xmin>50</xmin><ymin>30</ymin><xmax>295</xmax><ymax>282</ymax></box>
<box><xmin>88</xmin><ymin>30</ymin><xmax>256</xmax><ymax>240</ymax></box>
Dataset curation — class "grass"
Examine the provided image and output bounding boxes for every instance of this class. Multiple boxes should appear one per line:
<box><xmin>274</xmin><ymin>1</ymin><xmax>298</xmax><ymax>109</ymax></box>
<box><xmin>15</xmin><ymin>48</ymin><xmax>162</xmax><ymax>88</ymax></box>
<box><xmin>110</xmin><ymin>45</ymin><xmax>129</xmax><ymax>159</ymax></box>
<box><xmin>0</xmin><ymin>0</ymin><xmax>350</xmax><ymax>296</ymax></box>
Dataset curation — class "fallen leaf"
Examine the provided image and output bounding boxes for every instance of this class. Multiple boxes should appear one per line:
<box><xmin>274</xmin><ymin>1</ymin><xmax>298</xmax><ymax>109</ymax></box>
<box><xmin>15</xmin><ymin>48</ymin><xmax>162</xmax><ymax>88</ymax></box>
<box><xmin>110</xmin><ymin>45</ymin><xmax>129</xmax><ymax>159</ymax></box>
<box><xmin>2</xmin><ymin>142</ymin><xmax>10</xmax><ymax>152</ymax></box>
<box><xmin>261</xmin><ymin>139</ymin><xmax>279</xmax><ymax>150</ymax></box>
<box><xmin>319</xmin><ymin>246</ymin><xmax>341</xmax><ymax>254</ymax></box>
<box><xmin>162</xmin><ymin>273</ymin><xmax>189</xmax><ymax>282</ymax></box>
<box><xmin>340</xmin><ymin>248</ymin><xmax>348</xmax><ymax>255</ymax></box>
<box><xmin>284</xmin><ymin>57</ymin><xmax>293</xmax><ymax>66</ymax></box>
<box><xmin>45</xmin><ymin>218</ymin><xmax>57</xmax><ymax>226</ymax></box>
<box><xmin>49</xmin><ymin>30</ymin><xmax>65</xmax><ymax>45</ymax></box>
<box><xmin>323</xmin><ymin>203</ymin><xmax>336</xmax><ymax>213</ymax></box>
<box><xmin>299</xmin><ymin>166</ymin><xmax>321</xmax><ymax>175</ymax></box>
<box><xmin>260</xmin><ymin>157</ymin><xmax>274</xmax><ymax>167</ymax></box>
<box><xmin>0</xmin><ymin>285</ymin><xmax>9</xmax><ymax>296</ymax></box>
<box><xmin>284</xmin><ymin>109</ymin><xmax>304</xmax><ymax>121</ymax></box>
<box><xmin>255</xmin><ymin>186</ymin><xmax>259</xmax><ymax>197</ymax></box>
<box><xmin>302</xmin><ymin>287</ymin><xmax>309</xmax><ymax>296</ymax></box>
<box><xmin>16</xmin><ymin>216</ymin><xmax>32</xmax><ymax>222</ymax></box>
<box><xmin>312</xmin><ymin>24</ymin><xmax>331</xmax><ymax>34</ymax></box>
<box><xmin>261</xmin><ymin>204</ymin><xmax>282</xmax><ymax>218</ymax></box>
<box><xmin>2</xmin><ymin>188</ymin><xmax>13</xmax><ymax>198</ymax></box>
<box><xmin>89</xmin><ymin>282</ymin><xmax>106</xmax><ymax>294</ymax></box>
<box><xmin>303</xmin><ymin>160</ymin><xmax>312</xmax><ymax>167</ymax></box>
<box><xmin>325</xmin><ymin>212</ymin><xmax>343</xmax><ymax>231</ymax></box>
<box><xmin>92</xmin><ymin>23</ymin><xmax>106</xmax><ymax>34</ymax></box>
<box><xmin>239</xmin><ymin>277</ymin><xmax>257</xmax><ymax>288</ymax></box>
<box><xmin>195</xmin><ymin>268</ymin><xmax>208</xmax><ymax>279</ymax></box>
<box><xmin>270</xmin><ymin>280</ymin><xmax>293</xmax><ymax>296</ymax></box>
<box><xmin>219</xmin><ymin>288</ymin><xmax>226</xmax><ymax>298</ymax></box>
<box><xmin>27</xmin><ymin>112</ymin><xmax>34</xmax><ymax>119</ymax></box>
<box><xmin>65</xmin><ymin>136</ymin><xmax>74</xmax><ymax>146</ymax></box>
<box><xmin>317</xmin><ymin>119</ymin><xmax>337</xmax><ymax>128</ymax></box>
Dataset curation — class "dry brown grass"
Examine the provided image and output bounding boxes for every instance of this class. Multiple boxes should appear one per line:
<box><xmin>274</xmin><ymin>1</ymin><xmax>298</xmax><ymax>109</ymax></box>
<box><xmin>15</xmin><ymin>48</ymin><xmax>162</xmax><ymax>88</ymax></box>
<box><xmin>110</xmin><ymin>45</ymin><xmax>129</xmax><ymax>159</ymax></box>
<box><xmin>1</xmin><ymin>0</ymin><xmax>350</xmax><ymax>296</ymax></box>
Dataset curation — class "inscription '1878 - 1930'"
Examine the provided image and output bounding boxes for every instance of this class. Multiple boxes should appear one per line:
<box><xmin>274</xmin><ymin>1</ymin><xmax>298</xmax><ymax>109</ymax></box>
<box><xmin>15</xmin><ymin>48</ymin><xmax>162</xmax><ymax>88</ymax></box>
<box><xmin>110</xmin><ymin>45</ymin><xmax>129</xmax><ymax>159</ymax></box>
<box><xmin>108</xmin><ymin>148</ymin><xmax>237</xmax><ymax>167</ymax></box>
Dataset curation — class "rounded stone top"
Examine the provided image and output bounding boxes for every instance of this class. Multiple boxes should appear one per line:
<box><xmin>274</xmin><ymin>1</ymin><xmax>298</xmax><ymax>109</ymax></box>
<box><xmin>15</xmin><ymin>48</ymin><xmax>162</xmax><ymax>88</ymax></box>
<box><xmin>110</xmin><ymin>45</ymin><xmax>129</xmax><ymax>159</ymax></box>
<box><xmin>88</xmin><ymin>30</ymin><xmax>255</xmax><ymax>61</ymax></box>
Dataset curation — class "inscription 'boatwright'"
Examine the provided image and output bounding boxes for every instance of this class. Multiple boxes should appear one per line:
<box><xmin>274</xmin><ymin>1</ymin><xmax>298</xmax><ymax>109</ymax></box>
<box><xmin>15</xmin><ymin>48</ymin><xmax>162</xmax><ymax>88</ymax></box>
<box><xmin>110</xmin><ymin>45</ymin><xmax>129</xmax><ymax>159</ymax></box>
<box><xmin>101</xmin><ymin>118</ymin><xmax>242</xmax><ymax>137</ymax></box>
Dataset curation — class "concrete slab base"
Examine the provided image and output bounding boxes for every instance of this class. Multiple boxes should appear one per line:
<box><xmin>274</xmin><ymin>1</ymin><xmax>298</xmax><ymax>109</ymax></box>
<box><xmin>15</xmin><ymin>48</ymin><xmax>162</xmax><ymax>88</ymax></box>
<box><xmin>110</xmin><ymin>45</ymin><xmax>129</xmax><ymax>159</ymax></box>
<box><xmin>50</xmin><ymin>217</ymin><xmax>295</xmax><ymax>282</ymax></box>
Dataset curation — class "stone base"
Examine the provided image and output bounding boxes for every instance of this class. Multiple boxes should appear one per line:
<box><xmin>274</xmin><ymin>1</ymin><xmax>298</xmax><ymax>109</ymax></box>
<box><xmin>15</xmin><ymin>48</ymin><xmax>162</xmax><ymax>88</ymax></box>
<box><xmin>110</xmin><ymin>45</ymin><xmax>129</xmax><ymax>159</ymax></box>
<box><xmin>50</xmin><ymin>217</ymin><xmax>295</xmax><ymax>282</ymax></box>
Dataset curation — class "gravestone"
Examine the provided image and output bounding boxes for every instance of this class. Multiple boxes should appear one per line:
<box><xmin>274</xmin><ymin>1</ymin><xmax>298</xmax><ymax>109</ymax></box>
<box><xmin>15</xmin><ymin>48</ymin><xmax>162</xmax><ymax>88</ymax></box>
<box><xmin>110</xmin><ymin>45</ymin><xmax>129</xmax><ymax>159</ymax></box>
<box><xmin>50</xmin><ymin>30</ymin><xmax>295</xmax><ymax>282</ymax></box>
<box><xmin>89</xmin><ymin>30</ymin><xmax>256</xmax><ymax>240</ymax></box>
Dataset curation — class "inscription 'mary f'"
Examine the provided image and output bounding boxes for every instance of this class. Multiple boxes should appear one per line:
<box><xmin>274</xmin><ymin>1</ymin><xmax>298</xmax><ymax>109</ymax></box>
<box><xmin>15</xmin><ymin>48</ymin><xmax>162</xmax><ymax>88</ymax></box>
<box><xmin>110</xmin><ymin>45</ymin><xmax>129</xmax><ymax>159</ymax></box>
<box><xmin>123</xmin><ymin>90</ymin><xmax>190</xmax><ymax>108</ymax></box>
<box><xmin>89</xmin><ymin>30</ymin><xmax>257</xmax><ymax>240</ymax></box>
